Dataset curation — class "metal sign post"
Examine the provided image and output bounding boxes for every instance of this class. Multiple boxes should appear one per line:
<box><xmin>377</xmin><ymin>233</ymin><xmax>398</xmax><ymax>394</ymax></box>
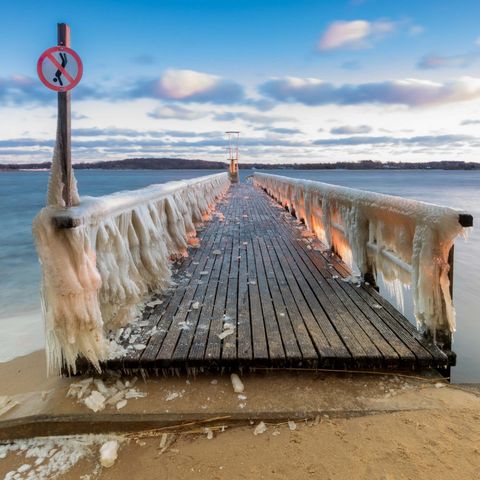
<box><xmin>57</xmin><ymin>23</ymin><xmax>72</xmax><ymax>207</ymax></box>
<box><xmin>37</xmin><ymin>23</ymin><xmax>83</xmax><ymax>208</ymax></box>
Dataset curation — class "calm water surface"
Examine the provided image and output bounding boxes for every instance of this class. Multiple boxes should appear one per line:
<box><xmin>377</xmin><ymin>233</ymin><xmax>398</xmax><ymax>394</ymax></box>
<box><xmin>0</xmin><ymin>169</ymin><xmax>478</xmax><ymax>382</ymax></box>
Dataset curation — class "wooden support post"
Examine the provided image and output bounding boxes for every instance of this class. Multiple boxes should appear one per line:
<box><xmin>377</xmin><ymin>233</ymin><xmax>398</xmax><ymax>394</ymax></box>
<box><xmin>436</xmin><ymin>245</ymin><xmax>455</xmax><ymax>352</ymax></box>
<box><xmin>57</xmin><ymin>23</ymin><xmax>73</xmax><ymax>208</ymax></box>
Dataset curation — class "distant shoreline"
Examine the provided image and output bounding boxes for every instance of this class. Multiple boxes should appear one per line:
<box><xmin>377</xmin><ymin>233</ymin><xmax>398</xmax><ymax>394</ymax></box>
<box><xmin>1</xmin><ymin>157</ymin><xmax>480</xmax><ymax>171</ymax></box>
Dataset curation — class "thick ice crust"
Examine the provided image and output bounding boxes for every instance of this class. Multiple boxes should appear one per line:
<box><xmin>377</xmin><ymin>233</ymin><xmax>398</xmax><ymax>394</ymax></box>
<box><xmin>33</xmin><ymin>173</ymin><xmax>229</xmax><ymax>374</ymax></box>
<box><xmin>253</xmin><ymin>172</ymin><xmax>467</xmax><ymax>341</ymax></box>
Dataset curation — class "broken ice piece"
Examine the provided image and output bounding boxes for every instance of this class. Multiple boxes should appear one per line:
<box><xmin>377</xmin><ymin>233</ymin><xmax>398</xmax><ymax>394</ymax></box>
<box><xmin>230</xmin><ymin>373</ymin><xmax>244</xmax><ymax>393</ymax></box>
<box><xmin>159</xmin><ymin>433</ymin><xmax>168</xmax><ymax>449</ymax></box>
<box><xmin>116</xmin><ymin>399</ymin><xmax>127</xmax><ymax>410</ymax></box>
<box><xmin>192</xmin><ymin>301</ymin><xmax>200</xmax><ymax>310</ymax></box>
<box><xmin>204</xmin><ymin>427</ymin><xmax>214</xmax><ymax>440</ymax></box>
<box><xmin>133</xmin><ymin>344</ymin><xmax>146</xmax><ymax>350</ymax></box>
<box><xmin>248</xmin><ymin>280</ymin><xmax>257</xmax><ymax>285</ymax></box>
<box><xmin>212</xmin><ymin>250</ymin><xmax>222</xmax><ymax>255</ymax></box>
<box><xmin>372</xmin><ymin>304</ymin><xmax>383</xmax><ymax>310</ymax></box>
<box><xmin>253</xmin><ymin>421</ymin><xmax>267</xmax><ymax>435</ymax></box>
<box><xmin>288</xmin><ymin>420</ymin><xmax>297</xmax><ymax>431</ymax></box>
<box><xmin>165</xmin><ymin>391</ymin><xmax>180</xmax><ymax>401</ymax></box>
<box><xmin>210</xmin><ymin>379</ymin><xmax>218</xmax><ymax>385</ymax></box>
<box><xmin>147</xmin><ymin>299</ymin><xmax>164</xmax><ymax>308</ymax></box>
<box><xmin>238</xmin><ymin>394</ymin><xmax>247</xmax><ymax>400</ymax></box>
<box><xmin>200</xmin><ymin>271</ymin><xmax>209</xmax><ymax>276</ymax></box>
<box><xmin>93</xmin><ymin>379</ymin><xmax>109</xmax><ymax>395</ymax></box>
<box><xmin>218</xmin><ymin>324</ymin><xmax>235</xmax><ymax>340</ymax></box>
<box><xmin>100</xmin><ymin>440</ymin><xmax>119</xmax><ymax>468</ymax></box>
<box><xmin>125</xmin><ymin>389</ymin><xmax>146</xmax><ymax>399</ymax></box>
<box><xmin>84</xmin><ymin>391</ymin><xmax>106</xmax><ymax>412</ymax></box>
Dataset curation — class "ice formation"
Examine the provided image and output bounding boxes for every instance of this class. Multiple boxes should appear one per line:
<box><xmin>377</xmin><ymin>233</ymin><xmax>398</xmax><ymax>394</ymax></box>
<box><xmin>33</xmin><ymin>173</ymin><xmax>229</xmax><ymax>374</ymax></box>
<box><xmin>230</xmin><ymin>373</ymin><xmax>245</xmax><ymax>393</ymax></box>
<box><xmin>0</xmin><ymin>434</ymin><xmax>122</xmax><ymax>480</ymax></box>
<box><xmin>99</xmin><ymin>440</ymin><xmax>119</xmax><ymax>468</ymax></box>
<box><xmin>253</xmin><ymin>172</ymin><xmax>469</xmax><ymax>341</ymax></box>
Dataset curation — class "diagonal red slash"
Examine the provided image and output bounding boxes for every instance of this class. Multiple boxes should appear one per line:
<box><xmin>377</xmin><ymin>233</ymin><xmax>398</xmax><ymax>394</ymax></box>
<box><xmin>46</xmin><ymin>52</ymin><xmax>75</xmax><ymax>84</ymax></box>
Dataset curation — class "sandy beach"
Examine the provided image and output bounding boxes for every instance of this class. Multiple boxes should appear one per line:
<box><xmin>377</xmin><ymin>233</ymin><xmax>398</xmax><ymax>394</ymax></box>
<box><xmin>1</xmin><ymin>350</ymin><xmax>480</xmax><ymax>479</ymax></box>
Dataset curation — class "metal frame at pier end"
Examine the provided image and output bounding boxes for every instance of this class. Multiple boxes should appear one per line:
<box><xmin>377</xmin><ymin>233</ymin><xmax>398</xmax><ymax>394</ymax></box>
<box><xmin>226</xmin><ymin>131</ymin><xmax>240</xmax><ymax>183</ymax></box>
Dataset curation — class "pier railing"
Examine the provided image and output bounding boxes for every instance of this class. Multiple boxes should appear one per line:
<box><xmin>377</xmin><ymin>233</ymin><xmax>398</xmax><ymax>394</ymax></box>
<box><xmin>33</xmin><ymin>172</ymin><xmax>230</xmax><ymax>373</ymax></box>
<box><xmin>253</xmin><ymin>172</ymin><xmax>473</xmax><ymax>349</ymax></box>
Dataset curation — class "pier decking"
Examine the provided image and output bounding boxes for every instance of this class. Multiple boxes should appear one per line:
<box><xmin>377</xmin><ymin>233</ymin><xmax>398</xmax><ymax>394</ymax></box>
<box><xmin>83</xmin><ymin>181</ymin><xmax>452</xmax><ymax>373</ymax></box>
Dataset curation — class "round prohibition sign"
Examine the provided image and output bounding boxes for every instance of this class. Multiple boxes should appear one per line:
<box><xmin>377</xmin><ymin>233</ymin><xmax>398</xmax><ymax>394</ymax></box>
<box><xmin>37</xmin><ymin>46</ymin><xmax>83</xmax><ymax>92</ymax></box>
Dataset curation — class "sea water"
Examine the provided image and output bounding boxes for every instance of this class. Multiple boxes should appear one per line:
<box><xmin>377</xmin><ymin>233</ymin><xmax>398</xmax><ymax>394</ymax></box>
<box><xmin>0</xmin><ymin>168</ymin><xmax>478</xmax><ymax>382</ymax></box>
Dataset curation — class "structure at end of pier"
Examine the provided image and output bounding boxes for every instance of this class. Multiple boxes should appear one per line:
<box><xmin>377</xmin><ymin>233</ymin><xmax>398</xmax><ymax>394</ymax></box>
<box><xmin>226</xmin><ymin>131</ymin><xmax>239</xmax><ymax>183</ymax></box>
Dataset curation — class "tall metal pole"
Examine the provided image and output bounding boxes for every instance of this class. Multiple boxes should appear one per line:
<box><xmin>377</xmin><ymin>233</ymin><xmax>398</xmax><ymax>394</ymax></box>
<box><xmin>57</xmin><ymin>23</ymin><xmax>72</xmax><ymax>207</ymax></box>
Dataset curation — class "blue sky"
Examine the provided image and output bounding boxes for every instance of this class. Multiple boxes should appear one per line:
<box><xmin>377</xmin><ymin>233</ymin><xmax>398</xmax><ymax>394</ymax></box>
<box><xmin>2</xmin><ymin>0</ymin><xmax>480</xmax><ymax>163</ymax></box>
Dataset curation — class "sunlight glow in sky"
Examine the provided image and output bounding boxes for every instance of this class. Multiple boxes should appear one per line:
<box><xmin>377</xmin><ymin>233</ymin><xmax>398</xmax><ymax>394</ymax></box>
<box><xmin>2</xmin><ymin>0</ymin><xmax>480</xmax><ymax>164</ymax></box>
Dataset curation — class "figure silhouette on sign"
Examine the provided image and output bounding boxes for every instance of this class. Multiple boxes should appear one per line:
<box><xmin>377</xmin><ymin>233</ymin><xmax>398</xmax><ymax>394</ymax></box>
<box><xmin>52</xmin><ymin>53</ymin><xmax>68</xmax><ymax>86</ymax></box>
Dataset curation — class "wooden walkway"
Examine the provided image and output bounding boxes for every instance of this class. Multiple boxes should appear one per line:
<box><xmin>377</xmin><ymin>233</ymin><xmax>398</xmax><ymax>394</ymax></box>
<box><xmin>92</xmin><ymin>182</ymin><xmax>453</xmax><ymax>373</ymax></box>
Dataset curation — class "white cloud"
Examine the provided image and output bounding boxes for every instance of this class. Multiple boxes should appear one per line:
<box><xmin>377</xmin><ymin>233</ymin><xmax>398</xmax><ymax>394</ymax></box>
<box><xmin>317</xmin><ymin>19</ymin><xmax>396</xmax><ymax>51</ymax></box>
<box><xmin>138</xmin><ymin>69</ymin><xmax>244</xmax><ymax>103</ymax></box>
<box><xmin>260</xmin><ymin>76</ymin><xmax>480</xmax><ymax>107</ymax></box>
<box><xmin>155</xmin><ymin>69</ymin><xmax>219</xmax><ymax>99</ymax></box>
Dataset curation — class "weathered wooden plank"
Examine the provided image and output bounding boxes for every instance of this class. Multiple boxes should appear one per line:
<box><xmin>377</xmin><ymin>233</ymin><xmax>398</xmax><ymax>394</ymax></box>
<box><xmin>80</xmin><ymin>180</ymin><xmax>454</xmax><ymax>374</ymax></box>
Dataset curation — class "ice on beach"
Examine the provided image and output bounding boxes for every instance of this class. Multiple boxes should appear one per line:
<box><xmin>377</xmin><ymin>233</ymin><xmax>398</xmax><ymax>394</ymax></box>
<box><xmin>99</xmin><ymin>440</ymin><xmax>119</xmax><ymax>468</ymax></box>
<box><xmin>230</xmin><ymin>373</ymin><xmax>245</xmax><ymax>393</ymax></box>
<box><xmin>288</xmin><ymin>420</ymin><xmax>297</xmax><ymax>431</ymax></box>
<box><xmin>84</xmin><ymin>391</ymin><xmax>106</xmax><ymax>412</ymax></box>
<box><xmin>253</xmin><ymin>421</ymin><xmax>268</xmax><ymax>435</ymax></box>
<box><xmin>1</xmin><ymin>434</ymin><xmax>122</xmax><ymax>480</ymax></box>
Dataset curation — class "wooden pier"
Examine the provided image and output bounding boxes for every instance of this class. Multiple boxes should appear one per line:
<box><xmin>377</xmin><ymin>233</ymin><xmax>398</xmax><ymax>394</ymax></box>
<box><xmin>87</xmin><ymin>181</ymin><xmax>453</xmax><ymax>373</ymax></box>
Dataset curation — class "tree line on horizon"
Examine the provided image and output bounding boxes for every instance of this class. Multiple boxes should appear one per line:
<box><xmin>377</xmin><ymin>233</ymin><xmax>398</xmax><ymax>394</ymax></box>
<box><xmin>1</xmin><ymin>157</ymin><xmax>480</xmax><ymax>171</ymax></box>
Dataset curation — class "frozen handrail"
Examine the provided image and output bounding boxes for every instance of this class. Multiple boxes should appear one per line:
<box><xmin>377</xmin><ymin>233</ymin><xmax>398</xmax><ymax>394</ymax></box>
<box><xmin>253</xmin><ymin>172</ymin><xmax>472</xmax><ymax>347</ymax></box>
<box><xmin>33</xmin><ymin>172</ymin><xmax>230</xmax><ymax>374</ymax></box>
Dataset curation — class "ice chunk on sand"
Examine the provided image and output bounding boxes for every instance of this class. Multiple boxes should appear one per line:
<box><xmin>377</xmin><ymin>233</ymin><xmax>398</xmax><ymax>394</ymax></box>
<box><xmin>253</xmin><ymin>421</ymin><xmax>267</xmax><ymax>435</ymax></box>
<box><xmin>288</xmin><ymin>420</ymin><xmax>297</xmax><ymax>431</ymax></box>
<box><xmin>230</xmin><ymin>373</ymin><xmax>244</xmax><ymax>393</ymax></box>
<box><xmin>100</xmin><ymin>440</ymin><xmax>119</xmax><ymax>468</ymax></box>
<box><xmin>84</xmin><ymin>391</ymin><xmax>106</xmax><ymax>412</ymax></box>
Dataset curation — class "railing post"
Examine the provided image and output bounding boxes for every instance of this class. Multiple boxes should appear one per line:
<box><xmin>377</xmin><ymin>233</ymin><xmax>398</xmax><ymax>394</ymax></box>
<box><xmin>436</xmin><ymin>245</ymin><xmax>455</xmax><ymax>351</ymax></box>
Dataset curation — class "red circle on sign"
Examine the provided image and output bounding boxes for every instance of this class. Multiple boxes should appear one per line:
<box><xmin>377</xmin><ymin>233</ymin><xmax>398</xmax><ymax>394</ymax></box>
<box><xmin>37</xmin><ymin>46</ymin><xmax>83</xmax><ymax>92</ymax></box>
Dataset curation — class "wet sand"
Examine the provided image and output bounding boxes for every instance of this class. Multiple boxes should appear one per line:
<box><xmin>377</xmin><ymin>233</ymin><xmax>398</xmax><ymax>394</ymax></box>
<box><xmin>1</xmin><ymin>350</ymin><xmax>480</xmax><ymax>479</ymax></box>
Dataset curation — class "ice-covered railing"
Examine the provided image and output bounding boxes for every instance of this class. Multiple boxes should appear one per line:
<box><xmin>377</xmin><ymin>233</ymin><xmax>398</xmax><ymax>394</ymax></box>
<box><xmin>33</xmin><ymin>172</ymin><xmax>229</xmax><ymax>374</ymax></box>
<box><xmin>253</xmin><ymin>172</ymin><xmax>472</xmax><ymax>348</ymax></box>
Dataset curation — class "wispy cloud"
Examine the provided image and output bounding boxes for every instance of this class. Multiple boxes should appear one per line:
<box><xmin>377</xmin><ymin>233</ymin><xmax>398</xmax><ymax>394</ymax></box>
<box><xmin>317</xmin><ymin>19</ymin><xmax>396</xmax><ymax>51</ymax></box>
<box><xmin>148</xmin><ymin>104</ymin><xmax>209</xmax><ymax>120</ymax></box>
<box><xmin>259</xmin><ymin>76</ymin><xmax>480</xmax><ymax>107</ymax></box>
<box><xmin>213</xmin><ymin>111</ymin><xmax>295</xmax><ymax>125</ymax></box>
<box><xmin>460</xmin><ymin>119</ymin><xmax>480</xmax><ymax>125</ymax></box>
<box><xmin>418</xmin><ymin>52</ymin><xmax>480</xmax><ymax>70</ymax></box>
<box><xmin>330</xmin><ymin>125</ymin><xmax>372</xmax><ymax>134</ymax></box>
<box><xmin>313</xmin><ymin>134</ymin><xmax>473</xmax><ymax>147</ymax></box>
